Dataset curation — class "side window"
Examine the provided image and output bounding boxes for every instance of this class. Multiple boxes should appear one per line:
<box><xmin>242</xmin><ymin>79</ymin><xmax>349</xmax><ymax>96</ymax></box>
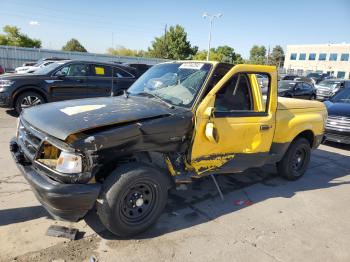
<box><xmin>302</xmin><ymin>83</ymin><xmax>311</xmax><ymax>90</ymax></box>
<box><xmin>214</xmin><ymin>72</ymin><xmax>271</xmax><ymax>114</ymax></box>
<box><xmin>91</xmin><ymin>65</ymin><xmax>111</xmax><ymax>77</ymax></box>
<box><xmin>55</xmin><ymin>64</ymin><xmax>89</xmax><ymax>77</ymax></box>
<box><xmin>113</xmin><ymin>67</ymin><xmax>134</xmax><ymax>78</ymax></box>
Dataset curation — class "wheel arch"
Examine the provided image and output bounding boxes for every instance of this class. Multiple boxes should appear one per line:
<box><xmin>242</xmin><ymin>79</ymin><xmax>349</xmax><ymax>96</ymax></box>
<box><xmin>12</xmin><ymin>86</ymin><xmax>48</xmax><ymax>107</ymax></box>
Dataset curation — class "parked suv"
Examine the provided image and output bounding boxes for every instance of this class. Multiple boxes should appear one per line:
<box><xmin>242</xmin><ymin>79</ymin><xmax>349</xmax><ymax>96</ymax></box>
<box><xmin>0</xmin><ymin>60</ymin><xmax>138</xmax><ymax>113</ymax></box>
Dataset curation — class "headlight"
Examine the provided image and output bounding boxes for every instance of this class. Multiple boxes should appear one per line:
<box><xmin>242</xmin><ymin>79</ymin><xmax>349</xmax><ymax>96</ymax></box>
<box><xmin>56</xmin><ymin>151</ymin><xmax>82</xmax><ymax>174</ymax></box>
<box><xmin>0</xmin><ymin>80</ymin><xmax>15</xmax><ymax>90</ymax></box>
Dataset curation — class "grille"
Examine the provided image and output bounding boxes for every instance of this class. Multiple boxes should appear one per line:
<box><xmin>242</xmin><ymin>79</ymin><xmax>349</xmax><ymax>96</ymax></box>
<box><xmin>17</xmin><ymin>119</ymin><xmax>44</xmax><ymax>161</ymax></box>
<box><xmin>326</xmin><ymin>116</ymin><xmax>350</xmax><ymax>132</ymax></box>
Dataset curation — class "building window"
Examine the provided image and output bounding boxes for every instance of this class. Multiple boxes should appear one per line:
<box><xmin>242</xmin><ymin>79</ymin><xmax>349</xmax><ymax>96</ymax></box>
<box><xmin>337</xmin><ymin>71</ymin><xmax>345</xmax><ymax>79</ymax></box>
<box><xmin>329</xmin><ymin>53</ymin><xmax>338</xmax><ymax>61</ymax></box>
<box><xmin>340</xmin><ymin>53</ymin><xmax>349</xmax><ymax>61</ymax></box>
<box><xmin>319</xmin><ymin>53</ymin><xmax>327</xmax><ymax>61</ymax></box>
<box><xmin>299</xmin><ymin>53</ymin><xmax>306</xmax><ymax>60</ymax></box>
<box><xmin>308</xmin><ymin>53</ymin><xmax>316</xmax><ymax>60</ymax></box>
<box><xmin>290</xmin><ymin>53</ymin><xmax>297</xmax><ymax>60</ymax></box>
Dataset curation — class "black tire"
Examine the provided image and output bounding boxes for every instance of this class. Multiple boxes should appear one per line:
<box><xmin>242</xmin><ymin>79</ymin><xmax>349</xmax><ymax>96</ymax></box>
<box><xmin>277</xmin><ymin>137</ymin><xmax>311</xmax><ymax>181</ymax></box>
<box><xmin>15</xmin><ymin>91</ymin><xmax>45</xmax><ymax>114</ymax></box>
<box><xmin>97</xmin><ymin>163</ymin><xmax>170</xmax><ymax>237</ymax></box>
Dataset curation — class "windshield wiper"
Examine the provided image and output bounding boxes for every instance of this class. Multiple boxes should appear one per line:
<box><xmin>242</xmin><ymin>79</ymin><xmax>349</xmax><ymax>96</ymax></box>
<box><xmin>138</xmin><ymin>92</ymin><xmax>174</xmax><ymax>109</ymax></box>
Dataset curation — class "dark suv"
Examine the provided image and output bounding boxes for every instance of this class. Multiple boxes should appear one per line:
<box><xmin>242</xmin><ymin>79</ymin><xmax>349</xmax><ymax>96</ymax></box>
<box><xmin>0</xmin><ymin>60</ymin><xmax>138</xmax><ymax>113</ymax></box>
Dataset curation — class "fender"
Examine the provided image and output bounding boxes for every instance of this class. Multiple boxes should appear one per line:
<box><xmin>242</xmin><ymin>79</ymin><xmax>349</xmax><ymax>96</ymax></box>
<box><xmin>11</xmin><ymin>85</ymin><xmax>49</xmax><ymax>106</ymax></box>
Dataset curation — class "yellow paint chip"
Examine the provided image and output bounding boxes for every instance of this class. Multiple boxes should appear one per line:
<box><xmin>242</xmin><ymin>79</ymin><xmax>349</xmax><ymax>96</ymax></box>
<box><xmin>60</xmin><ymin>105</ymin><xmax>106</xmax><ymax>116</ymax></box>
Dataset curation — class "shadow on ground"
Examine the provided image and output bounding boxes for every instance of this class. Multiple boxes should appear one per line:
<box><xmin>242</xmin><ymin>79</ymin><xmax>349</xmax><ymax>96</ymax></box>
<box><xmin>84</xmin><ymin>147</ymin><xmax>350</xmax><ymax>240</ymax></box>
<box><xmin>0</xmin><ymin>205</ymin><xmax>50</xmax><ymax>226</ymax></box>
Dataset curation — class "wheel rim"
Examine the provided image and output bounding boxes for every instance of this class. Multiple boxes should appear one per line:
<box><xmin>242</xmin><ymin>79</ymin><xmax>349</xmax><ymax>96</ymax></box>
<box><xmin>120</xmin><ymin>182</ymin><xmax>157</xmax><ymax>225</ymax></box>
<box><xmin>20</xmin><ymin>95</ymin><xmax>42</xmax><ymax>108</ymax></box>
<box><xmin>291</xmin><ymin>147</ymin><xmax>307</xmax><ymax>172</ymax></box>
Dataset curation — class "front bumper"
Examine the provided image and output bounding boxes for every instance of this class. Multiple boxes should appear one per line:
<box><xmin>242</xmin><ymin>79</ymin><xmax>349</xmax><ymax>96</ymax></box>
<box><xmin>10</xmin><ymin>139</ymin><xmax>101</xmax><ymax>221</ymax></box>
<box><xmin>325</xmin><ymin>130</ymin><xmax>350</xmax><ymax>145</ymax></box>
<box><xmin>0</xmin><ymin>91</ymin><xmax>12</xmax><ymax>107</ymax></box>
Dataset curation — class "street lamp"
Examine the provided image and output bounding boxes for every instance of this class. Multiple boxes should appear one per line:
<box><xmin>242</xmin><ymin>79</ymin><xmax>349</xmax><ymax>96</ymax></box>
<box><xmin>203</xmin><ymin>12</ymin><xmax>222</xmax><ymax>61</ymax></box>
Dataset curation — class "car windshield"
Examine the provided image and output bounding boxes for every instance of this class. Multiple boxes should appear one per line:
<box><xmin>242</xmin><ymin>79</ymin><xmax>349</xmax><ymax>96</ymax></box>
<box><xmin>318</xmin><ymin>80</ymin><xmax>341</xmax><ymax>89</ymax></box>
<box><xmin>331</xmin><ymin>88</ymin><xmax>350</xmax><ymax>103</ymax></box>
<box><xmin>32</xmin><ymin>62</ymin><xmax>65</xmax><ymax>75</ymax></box>
<box><xmin>278</xmin><ymin>81</ymin><xmax>295</xmax><ymax>90</ymax></box>
<box><xmin>128</xmin><ymin>62</ymin><xmax>212</xmax><ymax>107</ymax></box>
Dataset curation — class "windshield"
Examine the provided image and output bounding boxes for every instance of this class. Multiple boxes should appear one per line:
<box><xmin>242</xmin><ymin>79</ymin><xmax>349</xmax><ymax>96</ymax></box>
<box><xmin>331</xmin><ymin>88</ymin><xmax>350</xmax><ymax>103</ymax></box>
<box><xmin>318</xmin><ymin>80</ymin><xmax>341</xmax><ymax>89</ymax></box>
<box><xmin>128</xmin><ymin>62</ymin><xmax>212</xmax><ymax>107</ymax></box>
<box><xmin>32</xmin><ymin>62</ymin><xmax>65</xmax><ymax>75</ymax></box>
<box><xmin>278</xmin><ymin>81</ymin><xmax>295</xmax><ymax>90</ymax></box>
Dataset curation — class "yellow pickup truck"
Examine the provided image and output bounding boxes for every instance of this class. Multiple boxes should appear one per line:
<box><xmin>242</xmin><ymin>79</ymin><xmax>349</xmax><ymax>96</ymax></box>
<box><xmin>10</xmin><ymin>61</ymin><xmax>327</xmax><ymax>237</ymax></box>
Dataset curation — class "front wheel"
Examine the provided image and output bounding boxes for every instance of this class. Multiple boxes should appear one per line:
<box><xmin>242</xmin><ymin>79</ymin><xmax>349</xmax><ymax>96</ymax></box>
<box><xmin>277</xmin><ymin>137</ymin><xmax>311</xmax><ymax>180</ymax></box>
<box><xmin>97</xmin><ymin>163</ymin><xmax>169</xmax><ymax>237</ymax></box>
<box><xmin>15</xmin><ymin>91</ymin><xmax>45</xmax><ymax>114</ymax></box>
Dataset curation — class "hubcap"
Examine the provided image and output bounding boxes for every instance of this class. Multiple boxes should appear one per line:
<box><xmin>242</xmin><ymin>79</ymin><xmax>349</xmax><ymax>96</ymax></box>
<box><xmin>120</xmin><ymin>182</ymin><xmax>156</xmax><ymax>224</ymax></box>
<box><xmin>291</xmin><ymin>148</ymin><xmax>306</xmax><ymax>172</ymax></box>
<box><xmin>21</xmin><ymin>96</ymin><xmax>42</xmax><ymax>108</ymax></box>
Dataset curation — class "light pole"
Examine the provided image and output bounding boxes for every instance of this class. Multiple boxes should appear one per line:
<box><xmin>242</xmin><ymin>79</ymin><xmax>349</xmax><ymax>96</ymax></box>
<box><xmin>203</xmin><ymin>12</ymin><xmax>222</xmax><ymax>61</ymax></box>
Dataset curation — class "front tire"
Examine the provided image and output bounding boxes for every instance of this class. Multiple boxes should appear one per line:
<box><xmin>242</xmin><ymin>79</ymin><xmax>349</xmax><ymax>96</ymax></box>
<box><xmin>97</xmin><ymin>163</ymin><xmax>169</xmax><ymax>237</ymax></box>
<box><xmin>277</xmin><ymin>137</ymin><xmax>311</xmax><ymax>180</ymax></box>
<box><xmin>15</xmin><ymin>91</ymin><xmax>45</xmax><ymax>114</ymax></box>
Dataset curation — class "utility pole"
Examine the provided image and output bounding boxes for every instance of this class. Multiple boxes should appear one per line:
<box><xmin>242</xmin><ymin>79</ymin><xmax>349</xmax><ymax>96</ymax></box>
<box><xmin>203</xmin><ymin>12</ymin><xmax>222</xmax><ymax>61</ymax></box>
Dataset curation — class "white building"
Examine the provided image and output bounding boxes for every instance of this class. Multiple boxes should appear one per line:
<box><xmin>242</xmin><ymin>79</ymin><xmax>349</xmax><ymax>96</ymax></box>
<box><xmin>284</xmin><ymin>43</ymin><xmax>350</xmax><ymax>79</ymax></box>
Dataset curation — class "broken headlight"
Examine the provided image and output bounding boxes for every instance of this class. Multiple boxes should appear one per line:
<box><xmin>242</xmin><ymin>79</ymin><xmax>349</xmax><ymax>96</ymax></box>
<box><xmin>56</xmin><ymin>151</ymin><xmax>82</xmax><ymax>174</ymax></box>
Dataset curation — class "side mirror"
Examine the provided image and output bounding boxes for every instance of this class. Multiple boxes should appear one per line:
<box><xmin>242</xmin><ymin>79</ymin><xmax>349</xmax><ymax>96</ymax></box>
<box><xmin>205</xmin><ymin>122</ymin><xmax>219</xmax><ymax>143</ymax></box>
<box><xmin>203</xmin><ymin>107</ymin><xmax>215</xmax><ymax>119</ymax></box>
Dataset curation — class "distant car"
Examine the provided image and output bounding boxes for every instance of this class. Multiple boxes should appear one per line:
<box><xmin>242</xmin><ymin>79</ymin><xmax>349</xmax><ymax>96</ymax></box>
<box><xmin>15</xmin><ymin>57</ymin><xmax>69</xmax><ymax>74</ymax></box>
<box><xmin>306</xmin><ymin>72</ymin><xmax>333</xmax><ymax>84</ymax></box>
<box><xmin>278</xmin><ymin>80</ymin><xmax>316</xmax><ymax>100</ymax></box>
<box><xmin>315</xmin><ymin>79</ymin><xmax>350</xmax><ymax>100</ymax></box>
<box><xmin>0</xmin><ymin>60</ymin><xmax>138</xmax><ymax>113</ymax></box>
<box><xmin>324</xmin><ymin>88</ymin><xmax>350</xmax><ymax>144</ymax></box>
<box><xmin>282</xmin><ymin>75</ymin><xmax>314</xmax><ymax>85</ymax></box>
<box><xmin>0</xmin><ymin>65</ymin><xmax>4</xmax><ymax>75</ymax></box>
<box><xmin>15</xmin><ymin>60</ymin><xmax>57</xmax><ymax>74</ymax></box>
<box><xmin>123</xmin><ymin>63</ymin><xmax>152</xmax><ymax>76</ymax></box>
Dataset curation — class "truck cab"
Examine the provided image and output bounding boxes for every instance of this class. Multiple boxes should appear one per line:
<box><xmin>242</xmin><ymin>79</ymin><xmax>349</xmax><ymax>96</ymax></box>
<box><xmin>10</xmin><ymin>61</ymin><xmax>327</xmax><ymax>237</ymax></box>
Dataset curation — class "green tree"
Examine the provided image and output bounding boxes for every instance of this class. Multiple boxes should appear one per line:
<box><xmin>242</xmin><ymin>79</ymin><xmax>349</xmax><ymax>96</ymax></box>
<box><xmin>193</xmin><ymin>45</ymin><xmax>244</xmax><ymax>64</ymax></box>
<box><xmin>249</xmin><ymin>45</ymin><xmax>266</xmax><ymax>64</ymax></box>
<box><xmin>0</xmin><ymin>25</ymin><xmax>41</xmax><ymax>48</ymax></box>
<box><xmin>107</xmin><ymin>46</ymin><xmax>146</xmax><ymax>57</ymax></box>
<box><xmin>148</xmin><ymin>25</ymin><xmax>197</xmax><ymax>59</ymax></box>
<box><xmin>268</xmin><ymin>45</ymin><xmax>285</xmax><ymax>67</ymax></box>
<box><xmin>62</xmin><ymin>38</ymin><xmax>87</xmax><ymax>52</ymax></box>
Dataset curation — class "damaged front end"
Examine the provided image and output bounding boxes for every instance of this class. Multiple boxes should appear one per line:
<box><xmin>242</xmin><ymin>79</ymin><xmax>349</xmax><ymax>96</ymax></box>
<box><xmin>10</xmin><ymin>118</ymin><xmax>101</xmax><ymax>221</ymax></box>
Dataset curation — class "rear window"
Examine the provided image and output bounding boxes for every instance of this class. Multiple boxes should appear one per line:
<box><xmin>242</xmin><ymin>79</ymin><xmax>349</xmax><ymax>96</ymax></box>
<box><xmin>113</xmin><ymin>67</ymin><xmax>134</xmax><ymax>78</ymax></box>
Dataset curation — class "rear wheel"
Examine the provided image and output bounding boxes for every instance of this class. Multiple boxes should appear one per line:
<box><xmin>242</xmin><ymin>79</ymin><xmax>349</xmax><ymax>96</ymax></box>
<box><xmin>97</xmin><ymin>163</ymin><xmax>169</xmax><ymax>237</ymax></box>
<box><xmin>277</xmin><ymin>137</ymin><xmax>311</xmax><ymax>180</ymax></box>
<box><xmin>15</xmin><ymin>91</ymin><xmax>45</xmax><ymax>114</ymax></box>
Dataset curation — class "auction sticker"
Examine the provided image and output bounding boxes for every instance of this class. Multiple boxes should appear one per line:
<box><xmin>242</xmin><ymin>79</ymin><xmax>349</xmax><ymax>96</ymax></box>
<box><xmin>60</xmin><ymin>105</ymin><xmax>106</xmax><ymax>116</ymax></box>
<box><xmin>179</xmin><ymin>62</ymin><xmax>204</xmax><ymax>70</ymax></box>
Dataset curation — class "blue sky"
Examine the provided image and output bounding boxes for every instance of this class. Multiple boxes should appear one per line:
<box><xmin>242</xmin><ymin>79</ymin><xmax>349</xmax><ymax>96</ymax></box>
<box><xmin>0</xmin><ymin>0</ymin><xmax>349</xmax><ymax>58</ymax></box>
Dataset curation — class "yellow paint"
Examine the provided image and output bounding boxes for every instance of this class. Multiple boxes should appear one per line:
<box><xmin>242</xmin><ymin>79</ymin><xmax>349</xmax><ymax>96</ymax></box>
<box><xmin>165</xmin><ymin>156</ymin><xmax>178</xmax><ymax>176</ymax></box>
<box><xmin>189</xmin><ymin>64</ymin><xmax>278</xmax><ymax>174</ymax></box>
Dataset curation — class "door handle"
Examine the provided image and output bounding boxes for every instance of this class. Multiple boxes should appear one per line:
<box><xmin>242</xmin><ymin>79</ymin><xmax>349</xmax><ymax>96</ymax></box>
<box><xmin>260</xmin><ymin>125</ymin><xmax>271</xmax><ymax>131</ymax></box>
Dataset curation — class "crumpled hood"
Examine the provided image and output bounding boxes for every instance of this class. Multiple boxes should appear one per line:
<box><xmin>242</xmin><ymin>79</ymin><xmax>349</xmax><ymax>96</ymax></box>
<box><xmin>21</xmin><ymin>96</ymin><xmax>173</xmax><ymax>140</ymax></box>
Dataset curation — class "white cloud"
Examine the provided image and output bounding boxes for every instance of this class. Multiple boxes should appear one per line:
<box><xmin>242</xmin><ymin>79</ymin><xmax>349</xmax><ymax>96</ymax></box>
<box><xmin>29</xmin><ymin>21</ymin><xmax>40</xmax><ymax>26</ymax></box>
